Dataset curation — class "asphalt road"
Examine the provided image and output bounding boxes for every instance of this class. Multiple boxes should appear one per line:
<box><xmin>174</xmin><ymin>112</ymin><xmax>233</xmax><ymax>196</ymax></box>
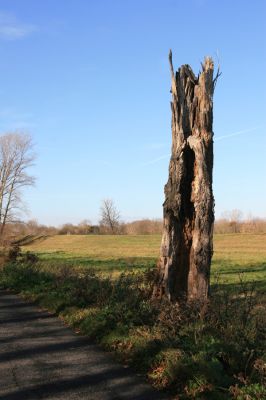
<box><xmin>0</xmin><ymin>290</ymin><xmax>168</xmax><ymax>400</ymax></box>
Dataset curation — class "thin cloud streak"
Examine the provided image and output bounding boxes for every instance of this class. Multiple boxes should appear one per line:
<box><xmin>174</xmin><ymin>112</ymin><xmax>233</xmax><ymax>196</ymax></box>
<box><xmin>142</xmin><ymin>154</ymin><xmax>170</xmax><ymax>166</ymax></box>
<box><xmin>215</xmin><ymin>126</ymin><xmax>263</xmax><ymax>141</ymax></box>
<box><xmin>0</xmin><ymin>12</ymin><xmax>36</xmax><ymax>40</ymax></box>
<box><xmin>148</xmin><ymin>142</ymin><xmax>169</xmax><ymax>150</ymax></box>
<box><xmin>143</xmin><ymin>126</ymin><xmax>264</xmax><ymax>166</ymax></box>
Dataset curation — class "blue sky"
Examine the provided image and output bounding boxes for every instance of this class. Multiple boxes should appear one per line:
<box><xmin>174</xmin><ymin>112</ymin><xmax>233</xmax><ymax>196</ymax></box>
<box><xmin>0</xmin><ymin>0</ymin><xmax>265</xmax><ymax>225</ymax></box>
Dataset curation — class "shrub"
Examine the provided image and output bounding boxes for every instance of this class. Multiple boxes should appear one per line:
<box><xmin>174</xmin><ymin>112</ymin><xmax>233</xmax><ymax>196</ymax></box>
<box><xmin>7</xmin><ymin>244</ymin><xmax>21</xmax><ymax>261</ymax></box>
<box><xmin>0</xmin><ymin>259</ymin><xmax>265</xmax><ymax>400</ymax></box>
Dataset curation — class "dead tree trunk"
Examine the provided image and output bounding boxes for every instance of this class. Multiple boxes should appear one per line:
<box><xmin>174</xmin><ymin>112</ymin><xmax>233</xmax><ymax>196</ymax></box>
<box><xmin>154</xmin><ymin>51</ymin><xmax>218</xmax><ymax>302</ymax></box>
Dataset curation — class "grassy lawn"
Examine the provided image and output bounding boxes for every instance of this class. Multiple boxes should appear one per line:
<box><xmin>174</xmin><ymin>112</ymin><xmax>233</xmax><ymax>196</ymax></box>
<box><xmin>23</xmin><ymin>233</ymin><xmax>266</xmax><ymax>292</ymax></box>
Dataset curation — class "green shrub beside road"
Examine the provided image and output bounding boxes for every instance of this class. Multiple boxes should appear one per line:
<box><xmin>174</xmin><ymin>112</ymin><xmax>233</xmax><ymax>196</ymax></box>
<box><xmin>1</xmin><ymin>253</ymin><xmax>265</xmax><ymax>399</ymax></box>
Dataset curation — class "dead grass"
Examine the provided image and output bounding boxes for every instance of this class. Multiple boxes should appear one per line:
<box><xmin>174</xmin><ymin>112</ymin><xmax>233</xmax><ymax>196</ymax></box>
<box><xmin>23</xmin><ymin>234</ymin><xmax>161</xmax><ymax>259</ymax></box>
<box><xmin>22</xmin><ymin>233</ymin><xmax>266</xmax><ymax>290</ymax></box>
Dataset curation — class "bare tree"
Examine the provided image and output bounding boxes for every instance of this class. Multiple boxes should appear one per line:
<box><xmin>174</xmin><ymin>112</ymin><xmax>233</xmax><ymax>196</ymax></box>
<box><xmin>0</xmin><ymin>132</ymin><xmax>35</xmax><ymax>238</ymax></box>
<box><xmin>222</xmin><ymin>209</ymin><xmax>243</xmax><ymax>233</ymax></box>
<box><xmin>100</xmin><ymin>199</ymin><xmax>120</xmax><ymax>234</ymax></box>
<box><xmin>124</xmin><ymin>219</ymin><xmax>163</xmax><ymax>235</ymax></box>
<box><xmin>78</xmin><ymin>219</ymin><xmax>92</xmax><ymax>234</ymax></box>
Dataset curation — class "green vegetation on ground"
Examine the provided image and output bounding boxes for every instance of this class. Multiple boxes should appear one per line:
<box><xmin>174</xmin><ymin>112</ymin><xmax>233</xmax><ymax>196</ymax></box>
<box><xmin>0</xmin><ymin>233</ymin><xmax>265</xmax><ymax>399</ymax></box>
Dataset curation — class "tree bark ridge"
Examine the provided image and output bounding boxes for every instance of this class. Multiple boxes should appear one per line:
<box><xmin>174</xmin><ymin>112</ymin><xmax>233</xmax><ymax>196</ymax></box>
<box><xmin>154</xmin><ymin>52</ymin><xmax>216</xmax><ymax>302</ymax></box>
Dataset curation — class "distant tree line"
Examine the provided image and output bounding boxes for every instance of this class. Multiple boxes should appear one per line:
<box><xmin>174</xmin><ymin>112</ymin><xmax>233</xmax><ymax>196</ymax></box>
<box><xmin>121</xmin><ymin>219</ymin><xmax>163</xmax><ymax>235</ymax></box>
<box><xmin>1</xmin><ymin>191</ymin><xmax>266</xmax><ymax>240</ymax></box>
<box><xmin>214</xmin><ymin>212</ymin><xmax>266</xmax><ymax>234</ymax></box>
<box><xmin>2</xmin><ymin>212</ymin><xmax>266</xmax><ymax>243</ymax></box>
<box><xmin>3</xmin><ymin>218</ymin><xmax>163</xmax><ymax>239</ymax></box>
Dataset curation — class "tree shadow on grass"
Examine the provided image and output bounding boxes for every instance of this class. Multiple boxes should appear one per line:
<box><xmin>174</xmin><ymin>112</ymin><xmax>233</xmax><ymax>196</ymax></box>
<box><xmin>212</xmin><ymin>260</ymin><xmax>266</xmax><ymax>276</ymax></box>
<box><xmin>211</xmin><ymin>261</ymin><xmax>266</xmax><ymax>298</ymax></box>
<box><xmin>37</xmin><ymin>255</ymin><xmax>157</xmax><ymax>272</ymax></box>
<box><xmin>211</xmin><ymin>278</ymin><xmax>266</xmax><ymax>299</ymax></box>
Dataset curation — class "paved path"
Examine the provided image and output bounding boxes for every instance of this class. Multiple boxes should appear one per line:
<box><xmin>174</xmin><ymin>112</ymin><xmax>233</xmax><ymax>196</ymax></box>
<box><xmin>0</xmin><ymin>290</ymin><xmax>167</xmax><ymax>400</ymax></box>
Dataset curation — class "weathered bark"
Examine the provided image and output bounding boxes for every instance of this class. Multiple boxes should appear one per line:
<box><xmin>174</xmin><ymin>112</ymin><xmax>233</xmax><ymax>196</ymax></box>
<box><xmin>154</xmin><ymin>51</ymin><xmax>217</xmax><ymax>302</ymax></box>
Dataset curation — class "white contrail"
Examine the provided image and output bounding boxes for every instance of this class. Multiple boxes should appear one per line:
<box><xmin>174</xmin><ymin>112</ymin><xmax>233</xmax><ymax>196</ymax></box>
<box><xmin>143</xmin><ymin>126</ymin><xmax>264</xmax><ymax>166</ymax></box>
<box><xmin>215</xmin><ymin>126</ymin><xmax>263</xmax><ymax>141</ymax></box>
<box><xmin>141</xmin><ymin>154</ymin><xmax>170</xmax><ymax>166</ymax></box>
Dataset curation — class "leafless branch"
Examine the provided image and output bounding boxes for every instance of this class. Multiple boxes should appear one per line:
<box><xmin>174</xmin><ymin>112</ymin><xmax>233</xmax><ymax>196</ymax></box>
<box><xmin>0</xmin><ymin>132</ymin><xmax>36</xmax><ymax>237</ymax></box>
<box><xmin>99</xmin><ymin>198</ymin><xmax>120</xmax><ymax>234</ymax></box>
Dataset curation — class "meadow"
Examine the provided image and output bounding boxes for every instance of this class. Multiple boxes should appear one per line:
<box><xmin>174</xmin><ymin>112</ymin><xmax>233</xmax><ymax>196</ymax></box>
<box><xmin>1</xmin><ymin>233</ymin><xmax>265</xmax><ymax>399</ymax></box>
<box><xmin>23</xmin><ymin>233</ymin><xmax>266</xmax><ymax>293</ymax></box>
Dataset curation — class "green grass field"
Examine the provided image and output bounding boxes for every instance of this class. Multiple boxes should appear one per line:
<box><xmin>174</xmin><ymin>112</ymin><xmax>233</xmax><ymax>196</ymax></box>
<box><xmin>23</xmin><ymin>233</ymin><xmax>266</xmax><ymax>292</ymax></box>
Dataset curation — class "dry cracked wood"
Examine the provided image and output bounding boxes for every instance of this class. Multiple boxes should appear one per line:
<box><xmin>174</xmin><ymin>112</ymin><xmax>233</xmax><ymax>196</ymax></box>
<box><xmin>154</xmin><ymin>51</ymin><xmax>218</xmax><ymax>302</ymax></box>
